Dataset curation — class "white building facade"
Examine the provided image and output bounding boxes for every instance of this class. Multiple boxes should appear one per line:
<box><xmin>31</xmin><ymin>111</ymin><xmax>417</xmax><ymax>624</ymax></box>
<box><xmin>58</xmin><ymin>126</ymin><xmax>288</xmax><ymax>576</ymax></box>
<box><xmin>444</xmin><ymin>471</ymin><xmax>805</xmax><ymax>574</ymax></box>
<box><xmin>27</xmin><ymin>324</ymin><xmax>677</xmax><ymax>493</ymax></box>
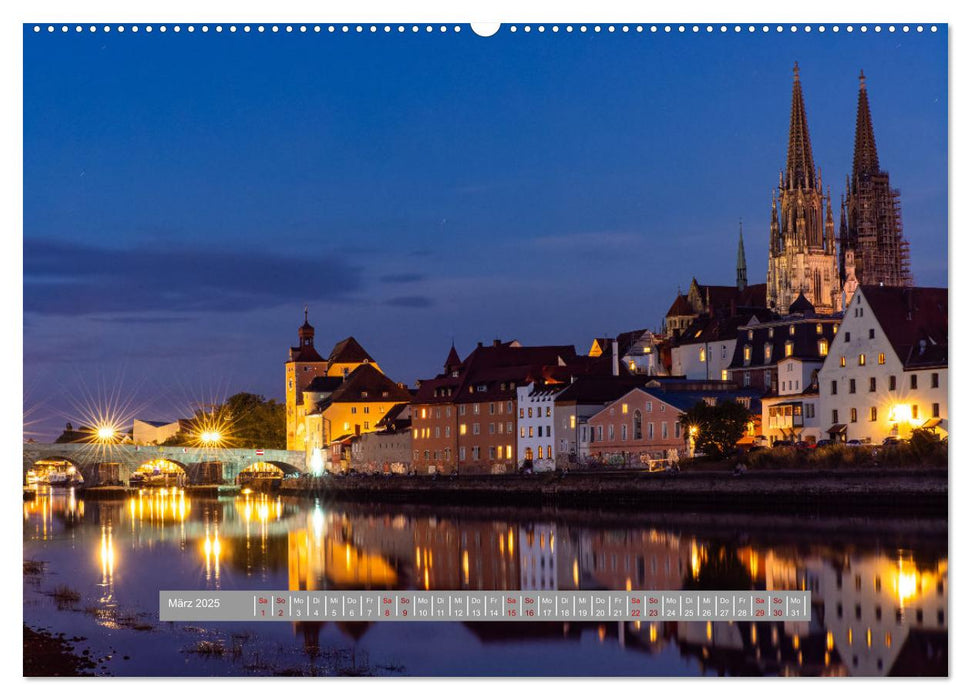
<box><xmin>762</xmin><ymin>358</ymin><xmax>824</xmax><ymax>443</ymax></box>
<box><xmin>516</xmin><ymin>383</ymin><xmax>560</xmax><ymax>471</ymax></box>
<box><xmin>818</xmin><ymin>286</ymin><xmax>948</xmax><ymax>443</ymax></box>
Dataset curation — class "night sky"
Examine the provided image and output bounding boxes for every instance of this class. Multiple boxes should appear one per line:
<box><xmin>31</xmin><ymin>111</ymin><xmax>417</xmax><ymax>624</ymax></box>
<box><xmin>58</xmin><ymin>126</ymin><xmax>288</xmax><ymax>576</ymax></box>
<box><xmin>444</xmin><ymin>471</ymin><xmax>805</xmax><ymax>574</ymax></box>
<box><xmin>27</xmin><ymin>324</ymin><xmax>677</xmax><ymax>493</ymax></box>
<box><xmin>23</xmin><ymin>25</ymin><xmax>947</xmax><ymax>440</ymax></box>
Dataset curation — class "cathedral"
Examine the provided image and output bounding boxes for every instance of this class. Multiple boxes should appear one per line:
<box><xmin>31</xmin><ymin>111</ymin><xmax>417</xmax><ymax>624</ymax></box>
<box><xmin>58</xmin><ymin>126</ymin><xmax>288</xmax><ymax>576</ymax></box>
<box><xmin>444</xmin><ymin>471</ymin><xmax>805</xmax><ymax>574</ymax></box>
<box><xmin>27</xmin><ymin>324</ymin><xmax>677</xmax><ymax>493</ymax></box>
<box><xmin>766</xmin><ymin>63</ymin><xmax>841</xmax><ymax>315</ymax></box>
<box><xmin>839</xmin><ymin>71</ymin><xmax>912</xmax><ymax>299</ymax></box>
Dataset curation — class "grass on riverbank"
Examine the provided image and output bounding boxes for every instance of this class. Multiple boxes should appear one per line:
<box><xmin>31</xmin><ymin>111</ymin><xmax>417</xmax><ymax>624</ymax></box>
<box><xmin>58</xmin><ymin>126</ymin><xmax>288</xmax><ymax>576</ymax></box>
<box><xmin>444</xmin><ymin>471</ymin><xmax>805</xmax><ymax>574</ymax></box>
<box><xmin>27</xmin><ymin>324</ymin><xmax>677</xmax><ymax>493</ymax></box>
<box><xmin>741</xmin><ymin>438</ymin><xmax>947</xmax><ymax>471</ymax></box>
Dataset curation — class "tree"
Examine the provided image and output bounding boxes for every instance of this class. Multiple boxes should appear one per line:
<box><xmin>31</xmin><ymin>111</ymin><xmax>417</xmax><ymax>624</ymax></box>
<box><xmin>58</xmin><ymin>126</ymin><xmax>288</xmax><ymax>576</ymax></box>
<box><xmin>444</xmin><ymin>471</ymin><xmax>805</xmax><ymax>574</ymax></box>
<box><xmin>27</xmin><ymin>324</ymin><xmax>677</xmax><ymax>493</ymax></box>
<box><xmin>679</xmin><ymin>400</ymin><xmax>752</xmax><ymax>459</ymax></box>
<box><xmin>159</xmin><ymin>392</ymin><xmax>286</xmax><ymax>449</ymax></box>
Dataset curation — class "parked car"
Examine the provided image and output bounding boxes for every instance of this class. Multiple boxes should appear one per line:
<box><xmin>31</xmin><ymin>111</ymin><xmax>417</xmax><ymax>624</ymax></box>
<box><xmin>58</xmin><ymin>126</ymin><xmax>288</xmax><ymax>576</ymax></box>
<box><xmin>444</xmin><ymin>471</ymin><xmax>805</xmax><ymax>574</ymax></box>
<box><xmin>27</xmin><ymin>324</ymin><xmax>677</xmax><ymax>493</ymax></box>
<box><xmin>846</xmin><ymin>439</ymin><xmax>865</xmax><ymax>447</ymax></box>
<box><xmin>815</xmin><ymin>439</ymin><xmax>833</xmax><ymax>448</ymax></box>
<box><xmin>882</xmin><ymin>437</ymin><xmax>904</xmax><ymax>446</ymax></box>
<box><xmin>794</xmin><ymin>441</ymin><xmax>812</xmax><ymax>450</ymax></box>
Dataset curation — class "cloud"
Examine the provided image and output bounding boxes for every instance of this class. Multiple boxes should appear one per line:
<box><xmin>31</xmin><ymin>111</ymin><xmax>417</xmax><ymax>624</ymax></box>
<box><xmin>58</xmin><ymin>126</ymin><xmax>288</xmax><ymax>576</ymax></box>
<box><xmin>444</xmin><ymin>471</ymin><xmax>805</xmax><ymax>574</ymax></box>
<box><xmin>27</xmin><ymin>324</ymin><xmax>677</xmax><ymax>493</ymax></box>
<box><xmin>24</xmin><ymin>238</ymin><xmax>362</xmax><ymax>316</ymax></box>
<box><xmin>379</xmin><ymin>272</ymin><xmax>426</xmax><ymax>284</ymax></box>
<box><xmin>384</xmin><ymin>295</ymin><xmax>434</xmax><ymax>308</ymax></box>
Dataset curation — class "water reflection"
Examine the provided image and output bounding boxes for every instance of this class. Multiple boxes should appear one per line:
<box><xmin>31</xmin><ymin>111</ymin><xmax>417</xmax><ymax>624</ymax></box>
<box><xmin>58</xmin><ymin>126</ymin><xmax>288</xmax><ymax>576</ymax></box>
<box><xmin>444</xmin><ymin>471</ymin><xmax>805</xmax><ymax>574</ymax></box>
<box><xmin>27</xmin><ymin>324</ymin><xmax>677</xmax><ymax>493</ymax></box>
<box><xmin>23</xmin><ymin>488</ymin><xmax>946</xmax><ymax>676</ymax></box>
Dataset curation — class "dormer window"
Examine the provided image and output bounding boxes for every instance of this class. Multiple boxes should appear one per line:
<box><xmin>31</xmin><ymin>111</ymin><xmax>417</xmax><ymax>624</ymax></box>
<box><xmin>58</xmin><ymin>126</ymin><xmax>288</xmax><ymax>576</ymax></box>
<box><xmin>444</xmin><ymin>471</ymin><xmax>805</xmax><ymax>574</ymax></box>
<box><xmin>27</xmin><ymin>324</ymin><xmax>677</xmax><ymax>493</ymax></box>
<box><xmin>816</xmin><ymin>323</ymin><xmax>823</xmax><ymax>335</ymax></box>
<box><xmin>784</xmin><ymin>341</ymin><xmax>794</xmax><ymax>357</ymax></box>
<box><xmin>789</xmin><ymin>325</ymin><xmax>796</xmax><ymax>336</ymax></box>
<box><xmin>743</xmin><ymin>345</ymin><xmax>752</xmax><ymax>365</ymax></box>
<box><xmin>764</xmin><ymin>344</ymin><xmax>772</xmax><ymax>362</ymax></box>
<box><xmin>768</xmin><ymin>328</ymin><xmax>774</xmax><ymax>339</ymax></box>
<box><xmin>748</xmin><ymin>330</ymin><xmax>754</xmax><ymax>341</ymax></box>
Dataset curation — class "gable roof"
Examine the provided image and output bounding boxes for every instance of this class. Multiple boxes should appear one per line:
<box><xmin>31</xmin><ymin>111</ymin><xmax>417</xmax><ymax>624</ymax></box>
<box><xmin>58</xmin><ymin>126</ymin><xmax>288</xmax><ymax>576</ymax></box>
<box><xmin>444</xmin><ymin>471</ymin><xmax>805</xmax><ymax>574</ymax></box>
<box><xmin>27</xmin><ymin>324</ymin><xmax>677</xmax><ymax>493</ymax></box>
<box><xmin>288</xmin><ymin>343</ymin><xmax>326</xmax><ymax>363</ymax></box>
<box><xmin>666</xmin><ymin>294</ymin><xmax>693</xmax><ymax>317</ymax></box>
<box><xmin>324</xmin><ymin>363</ymin><xmax>412</xmax><ymax>405</ymax></box>
<box><xmin>305</xmin><ymin>376</ymin><xmax>345</xmax><ymax>393</ymax></box>
<box><xmin>861</xmin><ymin>285</ymin><xmax>948</xmax><ymax>369</ymax></box>
<box><xmin>327</xmin><ymin>337</ymin><xmax>376</xmax><ymax>365</ymax></box>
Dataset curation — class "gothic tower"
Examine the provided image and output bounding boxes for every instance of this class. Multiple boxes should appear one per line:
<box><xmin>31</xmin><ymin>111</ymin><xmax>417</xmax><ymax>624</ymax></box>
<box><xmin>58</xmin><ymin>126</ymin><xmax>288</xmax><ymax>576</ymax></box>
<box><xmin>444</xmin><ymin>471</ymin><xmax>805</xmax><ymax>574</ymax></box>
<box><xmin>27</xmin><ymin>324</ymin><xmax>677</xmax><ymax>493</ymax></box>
<box><xmin>767</xmin><ymin>63</ymin><xmax>841</xmax><ymax>314</ymax></box>
<box><xmin>736</xmin><ymin>219</ymin><xmax>748</xmax><ymax>291</ymax></box>
<box><xmin>285</xmin><ymin>307</ymin><xmax>328</xmax><ymax>451</ymax></box>
<box><xmin>839</xmin><ymin>70</ymin><xmax>911</xmax><ymax>291</ymax></box>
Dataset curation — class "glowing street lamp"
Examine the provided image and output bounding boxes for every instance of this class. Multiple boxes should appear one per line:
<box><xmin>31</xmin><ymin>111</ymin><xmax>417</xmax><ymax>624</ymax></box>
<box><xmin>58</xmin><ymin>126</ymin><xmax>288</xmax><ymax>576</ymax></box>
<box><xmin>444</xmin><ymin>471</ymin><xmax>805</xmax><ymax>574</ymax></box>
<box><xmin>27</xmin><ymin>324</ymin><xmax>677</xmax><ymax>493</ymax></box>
<box><xmin>95</xmin><ymin>425</ymin><xmax>118</xmax><ymax>443</ymax></box>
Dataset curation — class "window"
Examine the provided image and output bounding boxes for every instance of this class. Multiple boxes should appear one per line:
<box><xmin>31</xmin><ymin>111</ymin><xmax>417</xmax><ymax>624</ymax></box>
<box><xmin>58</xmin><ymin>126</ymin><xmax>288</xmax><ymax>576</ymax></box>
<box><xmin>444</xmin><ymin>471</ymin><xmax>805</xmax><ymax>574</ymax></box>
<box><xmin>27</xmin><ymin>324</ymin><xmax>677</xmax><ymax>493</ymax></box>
<box><xmin>633</xmin><ymin>410</ymin><xmax>642</xmax><ymax>440</ymax></box>
<box><xmin>765</xmin><ymin>370</ymin><xmax>772</xmax><ymax>387</ymax></box>
<box><xmin>850</xmin><ymin>408</ymin><xmax>857</xmax><ymax>423</ymax></box>
<box><xmin>472</xmin><ymin>447</ymin><xmax>480</xmax><ymax>460</ymax></box>
<box><xmin>622</xmin><ymin>403</ymin><xmax>629</xmax><ymax>414</ymax></box>
<box><xmin>743</xmin><ymin>372</ymin><xmax>751</xmax><ymax>387</ymax></box>
<box><xmin>743</xmin><ymin>346</ymin><xmax>752</xmax><ymax>364</ymax></box>
<box><xmin>845</xmin><ymin>332</ymin><xmax>851</xmax><ymax>342</ymax></box>
<box><xmin>849</xmin><ymin>379</ymin><xmax>856</xmax><ymax>394</ymax></box>
<box><xmin>434</xmin><ymin>426</ymin><xmax>440</xmax><ymax>438</ymax></box>
<box><xmin>818</xmin><ymin>339</ymin><xmax>829</xmax><ymax>356</ymax></box>
<box><xmin>489</xmin><ymin>423</ymin><xmax>495</xmax><ymax>435</ymax></box>
<box><xmin>789</xmin><ymin>324</ymin><xmax>796</xmax><ymax>336</ymax></box>
<box><xmin>445</xmin><ymin>426</ymin><xmax>451</xmax><ymax>438</ymax></box>
<box><xmin>489</xmin><ymin>446</ymin><xmax>496</xmax><ymax>460</ymax></box>
<box><xmin>546</xmin><ymin>407</ymin><xmax>552</xmax><ymax>417</ymax></box>
<box><xmin>933</xmin><ymin>403</ymin><xmax>940</xmax><ymax>418</ymax></box>
<box><xmin>473</xmin><ymin>404</ymin><xmax>481</xmax><ymax>414</ymax></box>
<box><xmin>910</xmin><ymin>375</ymin><xmax>918</xmax><ymax>390</ymax></box>
<box><xmin>859</xmin><ymin>354</ymin><xmax>866</xmax><ymax>366</ymax></box>
<box><xmin>460</xmin><ymin>423</ymin><xmax>467</xmax><ymax>435</ymax></box>
<box><xmin>507</xmin><ymin>421</ymin><xmax>513</xmax><ymax>433</ymax></box>
<box><xmin>648</xmin><ymin>423</ymin><xmax>655</xmax><ymax>439</ymax></box>
<box><xmin>840</xmin><ymin>356</ymin><xmax>846</xmax><ymax>368</ymax></box>
<box><xmin>489</xmin><ymin>402</ymin><xmax>495</xmax><ymax>415</ymax></box>
<box><xmin>932</xmin><ymin>373</ymin><xmax>939</xmax><ymax>388</ymax></box>
<box><xmin>764</xmin><ymin>344</ymin><xmax>772</xmax><ymax>362</ymax></box>
<box><xmin>459</xmin><ymin>447</ymin><xmax>466</xmax><ymax>461</ymax></box>
<box><xmin>497</xmin><ymin>422</ymin><xmax>503</xmax><ymax>434</ymax></box>
<box><xmin>807</xmin><ymin>404</ymin><xmax>815</xmax><ymax>419</ymax></box>
<box><xmin>507</xmin><ymin>401</ymin><xmax>513</xmax><ymax>413</ymax></box>
<box><xmin>889</xmin><ymin>375</ymin><xmax>897</xmax><ymax>391</ymax></box>
<box><xmin>608</xmin><ymin>425</ymin><xmax>615</xmax><ymax>441</ymax></box>
<box><xmin>831</xmin><ymin>380</ymin><xmax>838</xmax><ymax>395</ymax></box>
<box><xmin>351</xmin><ymin>407</ymin><xmax>357</xmax><ymax>414</ymax></box>
<box><xmin>878</xmin><ymin>353</ymin><xmax>886</xmax><ymax>365</ymax></box>
<box><xmin>816</xmin><ymin>323</ymin><xmax>823</xmax><ymax>335</ymax></box>
<box><xmin>527</xmin><ymin>407</ymin><xmax>533</xmax><ymax>418</ymax></box>
<box><xmin>519</xmin><ymin>408</ymin><xmax>524</xmax><ymax>418</ymax></box>
<box><xmin>646</xmin><ymin>402</ymin><xmax>652</xmax><ymax>413</ymax></box>
<box><xmin>869</xmin><ymin>329</ymin><xmax>875</xmax><ymax>339</ymax></box>
<box><xmin>785</xmin><ymin>341</ymin><xmax>794</xmax><ymax>357</ymax></box>
<box><xmin>699</xmin><ymin>347</ymin><xmax>706</xmax><ymax>362</ymax></box>
<box><xmin>832</xmin><ymin>409</ymin><xmax>839</xmax><ymax>424</ymax></box>
<box><xmin>912</xmin><ymin>405</ymin><xmax>919</xmax><ymax>420</ymax></box>
<box><xmin>597</xmin><ymin>426</ymin><xmax>603</xmax><ymax>441</ymax></box>
<box><xmin>621</xmin><ymin>424</ymin><xmax>628</xmax><ymax>441</ymax></box>
<box><xmin>661</xmin><ymin>422</ymin><xmax>668</xmax><ymax>439</ymax></box>
<box><xmin>528</xmin><ymin>426</ymin><xmax>533</xmax><ymax>438</ymax></box>
<box><xmin>869</xmin><ymin>407</ymin><xmax>877</xmax><ymax>422</ymax></box>
<box><xmin>660</xmin><ymin>404</ymin><xmax>666</xmax><ymax>413</ymax></box>
<box><xmin>748</xmin><ymin>329</ymin><xmax>754</xmax><ymax>340</ymax></box>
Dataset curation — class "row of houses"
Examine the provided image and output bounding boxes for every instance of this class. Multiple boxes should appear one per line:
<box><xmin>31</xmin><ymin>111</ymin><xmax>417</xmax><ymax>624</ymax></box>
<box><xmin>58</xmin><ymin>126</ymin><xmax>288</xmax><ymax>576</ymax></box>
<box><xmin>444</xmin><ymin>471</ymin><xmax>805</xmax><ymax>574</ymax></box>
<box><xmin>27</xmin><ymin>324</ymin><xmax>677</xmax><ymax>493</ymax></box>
<box><xmin>284</xmin><ymin>282</ymin><xmax>946</xmax><ymax>475</ymax></box>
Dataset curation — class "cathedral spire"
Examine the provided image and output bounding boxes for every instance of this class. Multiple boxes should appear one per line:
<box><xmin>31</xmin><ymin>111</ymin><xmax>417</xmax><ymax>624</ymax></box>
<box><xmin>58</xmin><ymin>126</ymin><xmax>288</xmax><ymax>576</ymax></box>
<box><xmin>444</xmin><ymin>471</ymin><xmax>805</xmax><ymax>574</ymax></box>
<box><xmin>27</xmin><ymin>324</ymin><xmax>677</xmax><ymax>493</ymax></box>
<box><xmin>852</xmin><ymin>69</ymin><xmax>880</xmax><ymax>177</ymax></box>
<box><xmin>786</xmin><ymin>62</ymin><xmax>816</xmax><ymax>190</ymax></box>
<box><xmin>736</xmin><ymin>219</ymin><xmax>748</xmax><ymax>291</ymax></box>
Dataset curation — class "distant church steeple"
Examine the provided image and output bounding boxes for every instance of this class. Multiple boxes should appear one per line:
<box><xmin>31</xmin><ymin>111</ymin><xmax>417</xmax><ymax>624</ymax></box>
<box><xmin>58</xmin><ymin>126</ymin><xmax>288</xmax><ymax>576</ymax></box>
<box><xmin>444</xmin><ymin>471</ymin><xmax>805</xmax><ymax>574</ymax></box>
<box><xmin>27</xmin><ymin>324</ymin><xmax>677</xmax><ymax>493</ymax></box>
<box><xmin>736</xmin><ymin>219</ymin><xmax>748</xmax><ymax>291</ymax></box>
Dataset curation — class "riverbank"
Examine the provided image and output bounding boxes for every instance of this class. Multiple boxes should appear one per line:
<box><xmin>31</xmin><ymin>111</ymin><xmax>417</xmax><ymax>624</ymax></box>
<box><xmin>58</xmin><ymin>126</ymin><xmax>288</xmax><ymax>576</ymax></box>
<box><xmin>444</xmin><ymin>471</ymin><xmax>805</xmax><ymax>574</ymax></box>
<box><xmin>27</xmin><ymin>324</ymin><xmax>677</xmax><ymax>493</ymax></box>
<box><xmin>281</xmin><ymin>467</ymin><xmax>947</xmax><ymax>513</ymax></box>
<box><xmin>23</xmin><ymin>626</ymin><xmax>97</xmax><ymax>676</ymax></box>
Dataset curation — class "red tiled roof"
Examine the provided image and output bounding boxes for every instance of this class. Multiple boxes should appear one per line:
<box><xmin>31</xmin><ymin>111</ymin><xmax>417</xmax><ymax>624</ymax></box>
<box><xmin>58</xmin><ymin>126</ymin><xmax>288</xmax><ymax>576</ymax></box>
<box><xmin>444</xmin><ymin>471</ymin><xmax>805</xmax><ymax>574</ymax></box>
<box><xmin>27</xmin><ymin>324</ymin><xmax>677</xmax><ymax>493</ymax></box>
<box><xmin>327</xmin><ymin>337</ymin><xmax>376</xmax><ymax>364</ymax></box>
<box><xmin>666</xmin><ymin>294</ymin><xmax>693</xmax><ymax>317</ymax></box>
<box><xmin>861</xmin><ymin>285</ymin><xmax>948</xmax><ymax>369</ymax></box>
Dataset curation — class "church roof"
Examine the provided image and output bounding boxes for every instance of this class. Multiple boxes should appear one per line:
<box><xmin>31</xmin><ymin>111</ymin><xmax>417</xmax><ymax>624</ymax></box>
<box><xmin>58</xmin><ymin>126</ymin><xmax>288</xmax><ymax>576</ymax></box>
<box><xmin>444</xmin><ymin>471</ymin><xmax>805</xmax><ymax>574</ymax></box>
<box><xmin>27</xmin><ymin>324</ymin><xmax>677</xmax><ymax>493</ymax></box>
<box><xmin>289</xmin><ymin>344</ymin><xmax>325</xmax><ymax>363</ymax></box>
<box><xmin>328</xmin><ymin>337</ymin><xmax>376</xmax><ymax>365</ymax></box>
<box><xmin>666</xmin><ymin>294</ymin><xmax>693</xmax><ymax>317</ymax></box>
<box><xmin>787</xmin><ymin>292</ymin><xmax>816</xmax><ymax>315</ymax></box>
<box><xmin>305</xmin><ymin>376</ymin><xmax>344</xmax><ymax>393</ymax></box>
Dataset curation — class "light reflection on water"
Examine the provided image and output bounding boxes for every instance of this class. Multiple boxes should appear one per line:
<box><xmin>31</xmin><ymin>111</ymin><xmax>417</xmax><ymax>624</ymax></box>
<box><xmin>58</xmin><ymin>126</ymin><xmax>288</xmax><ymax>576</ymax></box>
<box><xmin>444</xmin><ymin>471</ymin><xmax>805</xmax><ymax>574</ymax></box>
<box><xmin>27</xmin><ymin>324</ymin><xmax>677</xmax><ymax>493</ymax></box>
<box><xmin>23</xmin><ymin>487</ymin><xmax>947</xmax><ymax>677</ymax></box>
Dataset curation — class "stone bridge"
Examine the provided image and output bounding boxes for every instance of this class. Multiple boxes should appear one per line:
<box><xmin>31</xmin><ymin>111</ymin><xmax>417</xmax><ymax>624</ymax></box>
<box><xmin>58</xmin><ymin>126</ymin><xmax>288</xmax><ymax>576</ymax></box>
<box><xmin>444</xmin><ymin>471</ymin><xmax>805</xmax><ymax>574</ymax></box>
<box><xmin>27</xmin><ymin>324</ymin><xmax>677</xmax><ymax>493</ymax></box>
<box><xmin>22</xmin><ymin>443</ymin><xmax>306</xmax><ymax>486</ymax></box>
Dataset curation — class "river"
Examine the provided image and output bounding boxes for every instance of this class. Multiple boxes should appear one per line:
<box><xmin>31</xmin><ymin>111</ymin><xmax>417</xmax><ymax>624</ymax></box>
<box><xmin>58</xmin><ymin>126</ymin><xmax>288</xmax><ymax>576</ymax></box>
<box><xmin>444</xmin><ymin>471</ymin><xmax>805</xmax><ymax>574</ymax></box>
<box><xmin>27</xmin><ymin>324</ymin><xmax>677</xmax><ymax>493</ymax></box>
<box><xmin>22</xmin><ymin>486</ymin><xmax>947</xmax><ymax>676</ymax></box>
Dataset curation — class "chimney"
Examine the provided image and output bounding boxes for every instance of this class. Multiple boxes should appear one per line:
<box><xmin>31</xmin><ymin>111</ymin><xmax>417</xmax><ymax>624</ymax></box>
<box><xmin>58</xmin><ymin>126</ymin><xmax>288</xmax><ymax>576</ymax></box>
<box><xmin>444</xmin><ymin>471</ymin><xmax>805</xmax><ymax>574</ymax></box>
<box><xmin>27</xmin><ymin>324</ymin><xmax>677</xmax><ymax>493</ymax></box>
<box><xmin>477</xmin><ymin>341</ymin><xmax>483</xmax><ymax>348</ymax></box>
<box><xmin>612</xmin><ymin>340</ymin><xmax>620</xmax><ymax>377</ymax></box>
<box><xmin>493</xmin><ymin>338</ymin><xmax>501</xmax><ymax>347</ymax></box>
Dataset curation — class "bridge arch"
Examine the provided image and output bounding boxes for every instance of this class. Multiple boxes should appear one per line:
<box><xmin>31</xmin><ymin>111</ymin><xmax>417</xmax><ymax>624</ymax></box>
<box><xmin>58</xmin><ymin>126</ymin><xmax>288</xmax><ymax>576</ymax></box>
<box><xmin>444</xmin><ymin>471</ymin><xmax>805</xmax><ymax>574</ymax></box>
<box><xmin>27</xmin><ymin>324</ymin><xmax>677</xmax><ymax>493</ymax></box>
<box><xmin>28</xmin><ymin>457</ymin><xmax>84</xmax><ymax>486</ymax></box>
<box><xmin>131</xmin><ymin>458</ymin><xmax>188</xmax><ymax>487</ymax></box>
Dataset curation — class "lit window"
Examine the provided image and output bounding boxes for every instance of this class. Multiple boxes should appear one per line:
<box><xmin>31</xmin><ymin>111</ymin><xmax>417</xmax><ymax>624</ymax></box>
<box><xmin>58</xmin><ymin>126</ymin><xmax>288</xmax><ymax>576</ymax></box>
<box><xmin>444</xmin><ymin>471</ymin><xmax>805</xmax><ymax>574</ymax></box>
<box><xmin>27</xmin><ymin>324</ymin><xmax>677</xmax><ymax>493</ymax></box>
<box><xmin>785</xmin><ymin>341</ymin><xmax>794</xmax><ymax>357</ymax></box>
<box><xmin>816</xmin><ymin>323</ymin><xmax>823</xmax><ymax>334</ymax></box>
<box><xmin>629</xmin><ymin>361</ymin><xmax>636</xmax><ymax>371</ymax></box>
<box><xmin>622</xmin><ymin>403</ymin><xmax>629</xmax><ymax>414</ymax></box>
<box><xmin>878</xmin><ymin>353</ymin><xmax>886</xmax><ymax>365</ymax></box>
<box><xmin>859</xmin><ymin>354</ymin><xmax>866</xmax><ymax>366</ymax></box>
<box><xmin>869</xmin><ymin>407</ymin><xmax>877</xmax><ymax>422</ymax></box>
<box><xmin>743</xmin><ymin>345</ymin><xmax>752</xmax><ymax>364</ymax></box>
<box><xmin>764</xmin><ymin>344</ymin><xmax>772</xmax><ymax>361</ymax></box>
<box><xmin>699</xmin><ymin>347</ymin><xmax>706</xmax><ymax>362</ymax></box>
<box><xmin>721</xmin><ymin>370</ymin><xmax>728</xmax><ymax>381</ymax></box>
<box><xmin>460</xmin><ymin>424</ymin><xmax>467</xmax><ymax>435</ymax></box>
<box><xmin>818</xmin><ymin>340</ymin><xmax>829</xmax><ymax>356</ymax></box>
<box><xmin>570</xmin><ymin>415</ymin><xmax>576</xmax><ymax>429</ymax></box>
<box><xmin>840</xmin><ymin>356</ymin><xmax>846</xmax><ymax>368</ymax></box>
<box><xmin>789</xmin><ymin>325</ymin><xmax>796</xmax><ymax>336</ymax></box>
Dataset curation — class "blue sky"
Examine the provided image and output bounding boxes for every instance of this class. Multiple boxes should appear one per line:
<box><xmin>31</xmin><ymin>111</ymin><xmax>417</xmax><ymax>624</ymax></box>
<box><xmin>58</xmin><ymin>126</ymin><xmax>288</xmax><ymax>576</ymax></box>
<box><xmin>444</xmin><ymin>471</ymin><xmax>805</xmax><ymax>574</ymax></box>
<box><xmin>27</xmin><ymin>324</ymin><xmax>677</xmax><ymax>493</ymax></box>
<box><xmin>23</xmin><ymin>25</ymin><xmax>947</xmax><ymax>438</ymax></box>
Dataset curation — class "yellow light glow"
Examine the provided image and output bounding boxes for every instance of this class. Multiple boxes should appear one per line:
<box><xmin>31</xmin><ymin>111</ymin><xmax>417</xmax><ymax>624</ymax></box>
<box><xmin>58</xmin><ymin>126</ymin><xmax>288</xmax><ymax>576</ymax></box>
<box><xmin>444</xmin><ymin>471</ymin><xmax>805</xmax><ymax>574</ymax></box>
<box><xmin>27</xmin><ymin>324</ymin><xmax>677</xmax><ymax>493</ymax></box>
<box><xmin>96</xmin><ymin>426</ymin><xmax>116</xmax><ymax>441</ymax></box>
<box><xmin>889</xmin><ymin>404</ymin><xmax>910</xmax><ymax>423</ymax></box>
